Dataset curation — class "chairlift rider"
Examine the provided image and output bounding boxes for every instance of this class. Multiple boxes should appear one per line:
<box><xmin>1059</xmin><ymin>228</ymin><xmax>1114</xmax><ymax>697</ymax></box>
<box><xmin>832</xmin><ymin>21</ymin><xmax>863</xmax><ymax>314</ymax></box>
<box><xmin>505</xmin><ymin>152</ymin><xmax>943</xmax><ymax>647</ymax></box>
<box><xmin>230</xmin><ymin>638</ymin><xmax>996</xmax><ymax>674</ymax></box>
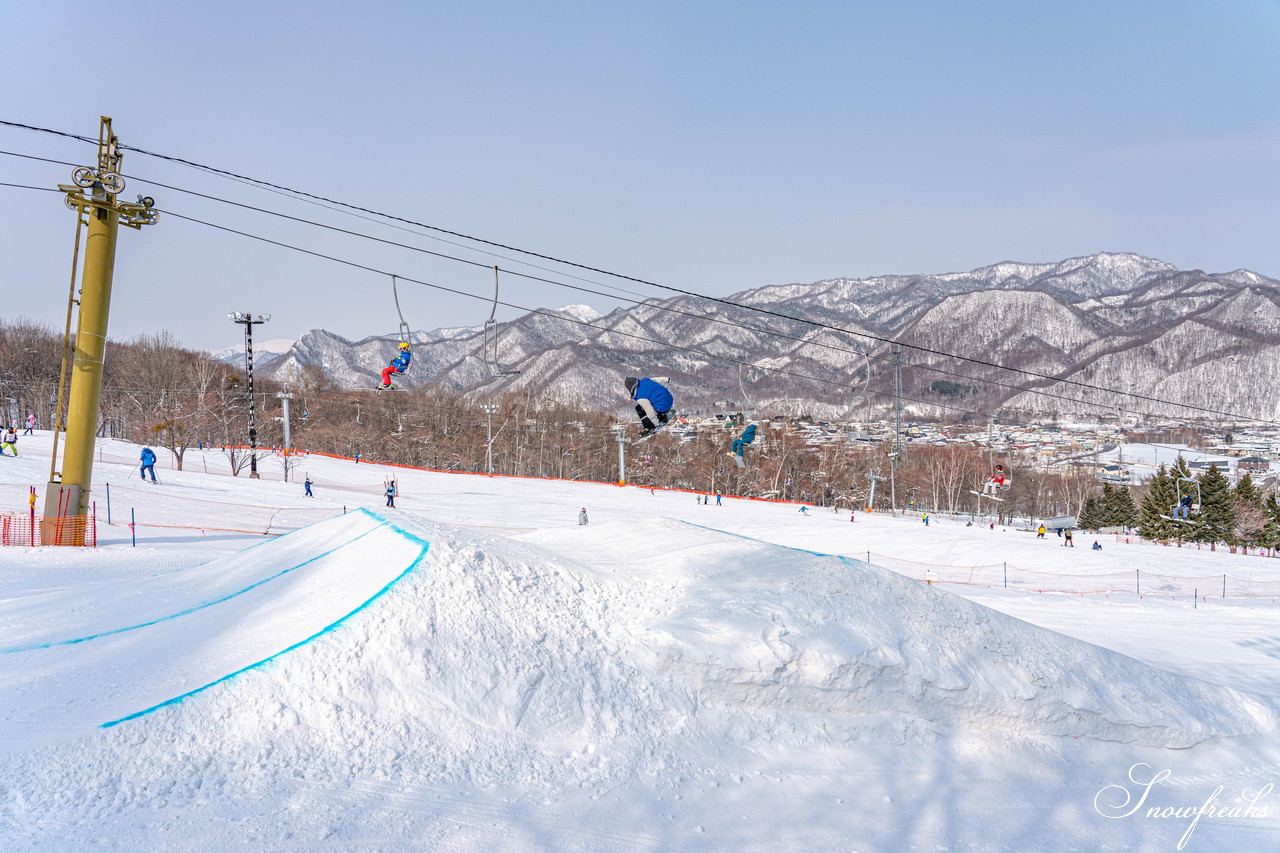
<box><xmin>378</xmin><ymin>342</ymin><xmax>412</xmax><ymax>390</ymax></box>
<box><xmin>979</xmin><ymin>464</ymin><xmax>1008</xmax><ymax>497</ymax></box>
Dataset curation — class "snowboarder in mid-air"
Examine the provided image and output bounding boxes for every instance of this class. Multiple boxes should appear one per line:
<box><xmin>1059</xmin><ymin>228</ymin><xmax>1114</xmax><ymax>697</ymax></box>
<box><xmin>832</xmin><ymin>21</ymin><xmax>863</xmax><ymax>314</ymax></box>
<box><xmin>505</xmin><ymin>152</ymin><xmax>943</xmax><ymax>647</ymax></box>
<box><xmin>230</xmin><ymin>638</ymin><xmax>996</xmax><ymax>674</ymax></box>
<box><xmin>625</xmin><ymin>377</ymin><xmax>674</xmax><ymax>438</ymax></box>
<box><xmin>378</xmin><ymin>342</ymin><xmax>412</xmax><ymax>391</ymax></box>
<box><xmin>728</xmin><ymin>423</ymin><xmax>756</xmax><ymax>467</ymax></box>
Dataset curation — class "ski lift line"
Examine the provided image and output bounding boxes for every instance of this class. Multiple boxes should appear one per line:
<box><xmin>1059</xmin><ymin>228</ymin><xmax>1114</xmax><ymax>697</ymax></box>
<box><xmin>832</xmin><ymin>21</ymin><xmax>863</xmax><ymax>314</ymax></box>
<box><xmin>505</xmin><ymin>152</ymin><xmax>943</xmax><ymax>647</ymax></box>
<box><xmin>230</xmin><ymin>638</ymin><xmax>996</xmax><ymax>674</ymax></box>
<box><xmin>130</xmin><ymin>194</ymin><xmax>1214</xmax><ymax>427</ymax></box>
<box><xmin>0</xmin><ymin>148</ymin><xmax>85</xmax><ymax>171</ymax></box>
<box><xmin>5</xmin><ymin>179</ymin><xmax>1049</xmax><ymax>416</ymax></box>
<box><xmin>0</xmin><ymin>180</ymin><xmax>59</xmax><ymax>193</ymax></box>
<box><xmin>0</xmin><ymin>119</ymin><xmax>98</xmax><ymax>145</ymax></box>
<box><xmin>0</xmin><ymin>159</ymin><xmax>1234</xmax><ymax>425</ymax></box>
<box><xmin>150</xmin><ymin>208</ymin><xmax>1277</xmax><ymax>429</ymax></box>
<box><xmin>117</xmin><ymin>167</ymin><xmax>660</xmax><ymax>307</ymax></box>
<box><xmin>105</xmin><ymin>145</ymin><xmax>1263</xmax><ymax>419</ymax></box>
<box><xmin>2</xmin><ymin>125</ymin><xmax>1277</xmax><ymax>427</ymax></box>
<box><xmin>0</xmin><ymin>190</ymin><xmax>1208</xmax><ymax>428</ymax></box>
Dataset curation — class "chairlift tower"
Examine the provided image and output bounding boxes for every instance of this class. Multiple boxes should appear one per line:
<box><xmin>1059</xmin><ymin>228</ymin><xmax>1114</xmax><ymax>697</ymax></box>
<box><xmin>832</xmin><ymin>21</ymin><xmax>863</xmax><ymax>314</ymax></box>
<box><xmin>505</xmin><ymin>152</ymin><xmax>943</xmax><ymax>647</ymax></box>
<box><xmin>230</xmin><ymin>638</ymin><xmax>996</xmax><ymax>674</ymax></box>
<box><xmin>44</xmin><ymin>118</ymin><xmax>159</xmax><ymax>543</ymax></box>
<box><xmin>866</xmin><ymin>470</ymin><xmax>887</xmax><ymax>513</ymax></box>
<box><xmin>482</xmin><ymin>403</ymin><xmax>499</xmax><ymax>475</ymax></box>
<box><xmin>892</xmin><ymin>342</ymin><xmax>904</xmax><ymax>462</ymax></box>
<box><xmin>276</xmin><ymin>387</ymin><xmax>294</xmax><ymax>451</ymax></box>
<box><xmin>612</xmin><ymin>424</ymin><xmax>628</xmax><ymax>486</ymax></box>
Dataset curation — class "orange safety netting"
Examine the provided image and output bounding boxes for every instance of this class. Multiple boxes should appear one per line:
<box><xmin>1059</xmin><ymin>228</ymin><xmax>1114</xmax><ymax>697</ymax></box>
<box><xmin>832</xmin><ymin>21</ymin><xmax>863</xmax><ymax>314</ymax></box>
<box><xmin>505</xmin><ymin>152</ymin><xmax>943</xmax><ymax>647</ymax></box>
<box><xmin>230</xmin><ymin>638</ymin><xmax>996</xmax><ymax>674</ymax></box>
<box><xmin>0</xmin><ymin>513</ymin><xmax>97</xmax><ymax>547</ymax></box>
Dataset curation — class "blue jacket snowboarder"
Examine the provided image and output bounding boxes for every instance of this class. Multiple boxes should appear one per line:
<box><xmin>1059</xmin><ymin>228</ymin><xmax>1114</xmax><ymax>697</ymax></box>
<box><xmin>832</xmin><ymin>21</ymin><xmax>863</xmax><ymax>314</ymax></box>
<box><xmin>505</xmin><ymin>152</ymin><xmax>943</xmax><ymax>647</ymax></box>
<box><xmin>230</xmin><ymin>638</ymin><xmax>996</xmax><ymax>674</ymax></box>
<box><xmin>140</xmin><ymin>447</ymin><xmax>157</xmax><ymax>481</ymax></box>
<box><xmin>730</xmin><ymin>423</ymin><xmax>756</xmax><ymax>457</ymax></box>
<box><xmin>625</xmin><ymin>377</ymin><xmax>674</xmax><ymax>436</ymax></box>
<box><xmin>379</xmin><ymin>342</ymin><xmax>412</xmax><ymax>390</ymax></box>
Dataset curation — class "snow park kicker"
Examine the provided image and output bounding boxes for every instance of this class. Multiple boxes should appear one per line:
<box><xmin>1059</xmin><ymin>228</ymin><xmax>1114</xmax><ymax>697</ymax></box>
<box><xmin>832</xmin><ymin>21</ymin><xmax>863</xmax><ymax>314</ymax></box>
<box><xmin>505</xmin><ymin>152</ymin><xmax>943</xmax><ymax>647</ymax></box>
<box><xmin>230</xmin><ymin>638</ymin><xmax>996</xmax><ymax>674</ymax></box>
<box><xmin>4</xmin><ymin>511</ymin><xmax>1280</xmax><ymax>850</ymax></box>
<box><xmin>0</xmin><ymin>509</ymin><xmax>427</xmax><ymax>754</ymax></box>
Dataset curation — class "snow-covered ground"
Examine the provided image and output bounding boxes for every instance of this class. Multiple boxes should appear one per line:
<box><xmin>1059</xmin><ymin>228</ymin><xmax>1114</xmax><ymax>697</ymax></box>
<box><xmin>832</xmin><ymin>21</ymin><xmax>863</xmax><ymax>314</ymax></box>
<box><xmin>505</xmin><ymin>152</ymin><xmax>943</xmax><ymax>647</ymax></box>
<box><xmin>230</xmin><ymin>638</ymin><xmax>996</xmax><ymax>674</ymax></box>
<box><xmin>2</xmin><ymin>433</ymin><xmax>1279</xmax><ymax>851</ymax></box>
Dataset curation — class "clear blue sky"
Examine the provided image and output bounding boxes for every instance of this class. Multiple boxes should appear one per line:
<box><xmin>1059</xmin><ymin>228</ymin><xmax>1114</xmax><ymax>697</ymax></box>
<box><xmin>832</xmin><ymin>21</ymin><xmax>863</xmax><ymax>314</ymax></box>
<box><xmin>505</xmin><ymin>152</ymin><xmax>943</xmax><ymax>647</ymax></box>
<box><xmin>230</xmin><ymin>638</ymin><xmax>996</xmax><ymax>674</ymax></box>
<box><xmin>3</xmin><ymin>1</ymin><xmax>1278</xmax><ymax>352</ymax></box>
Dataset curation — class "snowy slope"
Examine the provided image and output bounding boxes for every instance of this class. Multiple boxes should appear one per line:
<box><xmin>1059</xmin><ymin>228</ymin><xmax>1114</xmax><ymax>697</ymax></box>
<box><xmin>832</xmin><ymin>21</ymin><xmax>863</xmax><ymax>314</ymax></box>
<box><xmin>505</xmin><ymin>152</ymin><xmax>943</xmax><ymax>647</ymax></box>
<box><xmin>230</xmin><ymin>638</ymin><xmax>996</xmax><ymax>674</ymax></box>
<box><xmin>2</xmin><ymin>436</ymin><xmax>1280</xmax><ymax>851</ymax></box>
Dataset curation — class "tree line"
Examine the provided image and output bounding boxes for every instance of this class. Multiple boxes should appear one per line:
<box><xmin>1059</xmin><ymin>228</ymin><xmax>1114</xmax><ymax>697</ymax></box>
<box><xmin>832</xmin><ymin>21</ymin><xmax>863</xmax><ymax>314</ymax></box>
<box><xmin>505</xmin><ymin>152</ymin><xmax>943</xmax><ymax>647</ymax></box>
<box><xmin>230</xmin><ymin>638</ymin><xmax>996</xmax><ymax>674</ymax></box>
<box><xmin>6</xmin><ymin>317</ymin><xmax>1273</xmax><ymax>551</ymax></box>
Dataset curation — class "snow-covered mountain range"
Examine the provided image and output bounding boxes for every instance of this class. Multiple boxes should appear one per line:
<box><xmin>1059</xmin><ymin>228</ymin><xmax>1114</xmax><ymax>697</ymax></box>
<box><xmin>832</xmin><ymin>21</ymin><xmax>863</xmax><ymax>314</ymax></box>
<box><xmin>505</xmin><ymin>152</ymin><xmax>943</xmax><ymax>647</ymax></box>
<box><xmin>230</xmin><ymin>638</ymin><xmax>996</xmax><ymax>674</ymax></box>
<box><xmin>228</xmin><ymin>253</ymin><xmax>1280</xmax><ymax>422</ymax></box>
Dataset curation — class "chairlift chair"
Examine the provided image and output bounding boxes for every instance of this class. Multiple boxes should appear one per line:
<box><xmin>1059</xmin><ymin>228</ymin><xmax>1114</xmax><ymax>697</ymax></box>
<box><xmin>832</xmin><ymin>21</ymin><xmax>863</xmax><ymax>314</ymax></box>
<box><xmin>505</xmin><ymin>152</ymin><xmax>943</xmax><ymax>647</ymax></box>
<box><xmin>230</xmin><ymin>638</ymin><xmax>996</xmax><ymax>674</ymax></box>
<box><xmin>1172</xmin><ymin>477</ymin><xmax>1200</xmax><ymax>523</ymax></box>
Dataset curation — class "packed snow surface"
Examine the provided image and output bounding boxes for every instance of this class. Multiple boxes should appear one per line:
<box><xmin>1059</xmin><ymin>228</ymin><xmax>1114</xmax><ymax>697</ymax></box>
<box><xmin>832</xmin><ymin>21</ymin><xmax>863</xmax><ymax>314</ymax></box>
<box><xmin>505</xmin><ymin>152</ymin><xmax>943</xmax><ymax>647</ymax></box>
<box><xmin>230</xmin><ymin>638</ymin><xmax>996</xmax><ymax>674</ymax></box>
<box><xmin>2</xmin><ymin>435</ymin><xmax>1279</xmax><ymax>851</ymax></box>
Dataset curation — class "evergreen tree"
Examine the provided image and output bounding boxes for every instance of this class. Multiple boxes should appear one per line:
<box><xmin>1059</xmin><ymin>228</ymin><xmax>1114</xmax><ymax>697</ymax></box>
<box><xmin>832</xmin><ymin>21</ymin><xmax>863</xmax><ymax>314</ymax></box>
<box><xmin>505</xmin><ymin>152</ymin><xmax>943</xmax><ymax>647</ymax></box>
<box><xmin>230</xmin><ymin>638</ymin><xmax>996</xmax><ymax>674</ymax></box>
<box><xmin>1234</xmin><ymin>473</ymin><xmax>1266</xmax><ymax>549</ymax></box>
<box><xmin>1137</xmin><ymin>464</ymin><xmax>1178</xmax><ymax>540</ymax></box>
<box><xmin>1235</xmin><ymin>472</ymin><xmax>1261</xmax><ymax>506</ymax></box>
<box><xmin>1103</xmin><ymin>483</ymin><xmax>1138</xmax><ymax>528</ymax></box>
<box><xmin>1195</xmin><ymin>464</ymin><xmax>1236</xmax><ymax>549</ymax></box>
<box><xmin>1078</xmin><ymin>496</ymin><xmax>1105</xmax><ymax>531</ymax></box>
<box><xmin>1261</xmin><ymin>494</ymin><xmax>1280</xmax><ymax>555</ymax></box>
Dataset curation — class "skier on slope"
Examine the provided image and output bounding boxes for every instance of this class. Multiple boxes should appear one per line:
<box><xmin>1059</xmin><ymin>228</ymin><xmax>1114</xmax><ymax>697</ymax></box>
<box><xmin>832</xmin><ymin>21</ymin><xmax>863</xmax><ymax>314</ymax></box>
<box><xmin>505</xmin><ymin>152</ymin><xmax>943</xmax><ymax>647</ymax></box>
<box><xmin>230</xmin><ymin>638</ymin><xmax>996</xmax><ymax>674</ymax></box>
<box><xmin>0</xmin><ymin>427</ymin><xmax>17</xmax><ymax>456</ymax></box>
<box><xmin>139</xmin><ymin>446</ymin><xmax>157</xmax><ymax>482</ymax></box>
<box><xmin>378</xmin><ymin>342</ymin><xmax>412</xmax><ymax>391</ymax></box>
<box><xmin>624</xmin><ymin>377</ymin><xmax>674</xmax><ymax>437</ymax></box>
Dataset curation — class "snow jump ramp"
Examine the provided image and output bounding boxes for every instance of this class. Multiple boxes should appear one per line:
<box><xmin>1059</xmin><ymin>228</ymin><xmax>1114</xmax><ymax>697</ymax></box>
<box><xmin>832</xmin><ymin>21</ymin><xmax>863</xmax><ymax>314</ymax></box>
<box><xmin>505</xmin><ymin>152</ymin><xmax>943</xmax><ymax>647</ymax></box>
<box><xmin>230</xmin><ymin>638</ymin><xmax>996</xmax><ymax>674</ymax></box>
<box><xmin>0</xmin><ymin>509</ymin><xmax>428</xmax><ymax>753</ymax></box>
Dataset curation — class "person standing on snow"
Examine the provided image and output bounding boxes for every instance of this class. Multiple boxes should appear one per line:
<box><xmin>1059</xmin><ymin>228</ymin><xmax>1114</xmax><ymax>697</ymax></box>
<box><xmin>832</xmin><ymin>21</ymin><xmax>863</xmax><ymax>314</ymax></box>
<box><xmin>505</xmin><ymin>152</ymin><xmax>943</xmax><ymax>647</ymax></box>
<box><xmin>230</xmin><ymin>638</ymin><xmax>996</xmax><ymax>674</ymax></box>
<box><xmin>23</xmin><ymin>412</ymin><xmax>35</xmax><ymax>436</ymax></box>
<box><xmin>139</xmin><ymin>446</ymin><xmax>157</xmax><ymax>481</ymax></box>
<box><xmin>378</xmin><ymin>342</ymin><xmax>412</xmax><ymax>390</ymax></box>
<box><xmin>304</xmin><ymin>476</ymin><xmax>314</xmax><ymax>497</ymax></box>
<box><xmin>385</xmin><ymin>480</ymin><xmax>397</xmax><ymax>508</ymax></box>
<box><xmin>0</xmin><ymin>427</ymin><xmax>17</xmax><ymax>456</ymax></box>
<box><xmin>624</xmin><ymin>377</ymin><xmax>674</xmax><ymax>437</ymax></box>
<box><xmin>578</xmin><ymin>507</ymin><xmax>588</xmax><ymax>525</ymax></box>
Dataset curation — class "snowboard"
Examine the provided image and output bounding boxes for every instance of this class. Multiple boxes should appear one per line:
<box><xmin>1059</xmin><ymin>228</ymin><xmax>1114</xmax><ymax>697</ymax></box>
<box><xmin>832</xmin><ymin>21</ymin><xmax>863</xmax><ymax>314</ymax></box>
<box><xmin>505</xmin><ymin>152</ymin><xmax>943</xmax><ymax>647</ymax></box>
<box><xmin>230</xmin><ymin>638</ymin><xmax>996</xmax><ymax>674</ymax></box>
<box><xmin>968</xmin><ymin>490</ymin><xmax>1003</xmax><ymax>501</ymax></box>
<box><xmin>632</xmin><ymin>416</ymin><xmax>685</xmax><ymax>444</ymax></box>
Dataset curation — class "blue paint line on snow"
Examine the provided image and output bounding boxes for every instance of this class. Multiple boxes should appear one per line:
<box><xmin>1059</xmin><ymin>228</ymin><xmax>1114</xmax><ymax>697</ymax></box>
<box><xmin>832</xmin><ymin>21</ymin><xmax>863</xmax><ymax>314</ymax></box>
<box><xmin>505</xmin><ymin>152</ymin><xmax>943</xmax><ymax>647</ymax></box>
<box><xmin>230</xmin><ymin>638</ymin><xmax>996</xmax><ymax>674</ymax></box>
<box><xmin>100</xmin><ymin>536</ymin><xmax>431</xmax><ymax>729</ymax></box>
<box><xmin>1</xmin><ymin>519</ymin><xmax>387</xmax><ymax>654</ymax></box>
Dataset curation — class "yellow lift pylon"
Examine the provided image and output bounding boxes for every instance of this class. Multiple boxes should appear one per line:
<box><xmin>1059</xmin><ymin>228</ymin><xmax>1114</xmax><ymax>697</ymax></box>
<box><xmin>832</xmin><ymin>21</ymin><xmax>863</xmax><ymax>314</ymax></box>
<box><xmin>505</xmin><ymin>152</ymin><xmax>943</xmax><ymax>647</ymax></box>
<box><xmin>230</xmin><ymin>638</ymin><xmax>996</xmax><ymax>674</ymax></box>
<box><xmin>44</xmin><ymin>117</ymin><xmax>158</xmax><ymax>544</ymax></box>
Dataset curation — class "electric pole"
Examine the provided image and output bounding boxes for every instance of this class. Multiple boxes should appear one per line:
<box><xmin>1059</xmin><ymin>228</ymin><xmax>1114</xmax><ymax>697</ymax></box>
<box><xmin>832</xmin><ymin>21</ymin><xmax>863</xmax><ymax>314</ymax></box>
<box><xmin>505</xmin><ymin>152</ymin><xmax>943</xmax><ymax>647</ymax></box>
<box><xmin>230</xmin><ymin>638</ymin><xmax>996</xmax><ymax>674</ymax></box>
<box><xmin>228</xmin><ymin>313</ymin><xmax>270</xmax><ymax>479</ymax></box>
<box><xmin>45</xmin><ymin>118</ymin><xmax>158</xmax><ymax>544</ymax></box>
